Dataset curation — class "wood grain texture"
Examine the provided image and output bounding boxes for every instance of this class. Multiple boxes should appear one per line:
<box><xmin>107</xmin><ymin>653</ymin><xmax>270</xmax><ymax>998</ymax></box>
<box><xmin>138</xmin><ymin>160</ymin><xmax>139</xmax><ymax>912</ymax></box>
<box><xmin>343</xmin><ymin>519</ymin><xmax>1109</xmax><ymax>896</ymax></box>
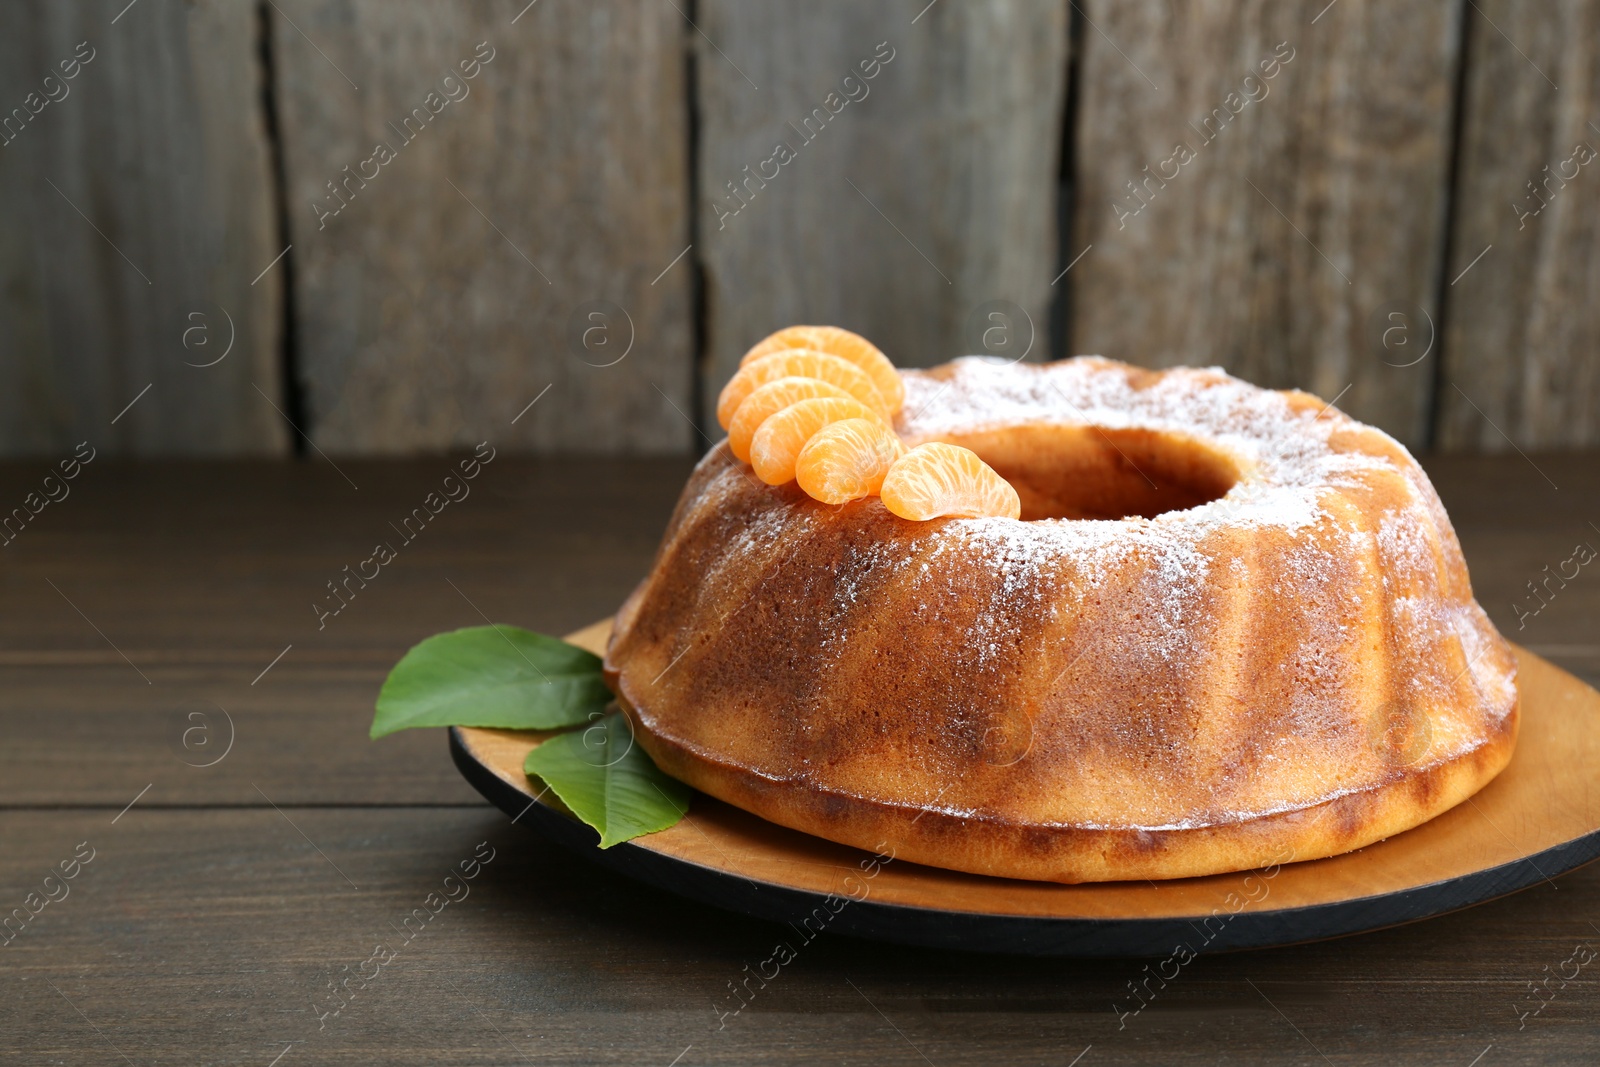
<box><xmin>0</xmin><ymin>457</ymin><xmax>693</xmax><ymax>804</ymax></box>
<box><xmin>270</xmin><ymin>0</ymin><xmax>693</xmax><ymax>455</ymax></box>
<box><xmin>2</xmin><ymin>808</ymin><xmax>1600</xmax><ymax>1062</ymax></box>
<box><xmin>0</xmin><ymin>0</ymin><xmax>287</xmax><ymax>456</ymax></box>
<box><xmin>1437</xmin><ymin>0</ymin><xmax>1600</xmax><ymax>451</ymax></box>
<box><xmin>695</xmin><ymin>0</ymin><xmax>1068</xmax><ymax>419</ymax></box>
<box><xmin>0</xmin><ymin>456</ymin><xmax>1598</xmax><ymax>1062</ymax></box>
<box><xmin>1068</xmin><ymin>0</ymin><xmax>1460</xmax><ymax>449</ymax></box>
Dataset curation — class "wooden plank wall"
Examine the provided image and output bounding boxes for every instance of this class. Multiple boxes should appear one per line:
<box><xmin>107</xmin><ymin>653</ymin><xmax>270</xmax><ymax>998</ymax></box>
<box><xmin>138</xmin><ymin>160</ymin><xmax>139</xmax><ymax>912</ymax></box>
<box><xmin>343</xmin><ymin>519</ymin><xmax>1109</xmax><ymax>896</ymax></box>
<box><xmin>694</xmin><ymin>0</ymin><xmax>1068</xmax><ymax>420</ymax></box>
<box><xmin>1069</xmin><ymin>0</ymin><xmax>1461</xmax><ymax>450</ymax></box>
<box><xmin>271</xmin><ymin>0</ymin><xmax>693</xmax><ymax>454</ymax></box>
<box><xmin>0</xmin><ymin>0</ymin><xmax>1596</xmax><ymax>456</ymax></box>
<box><xmin>0</xmin><ymin>0</ymin><xmax>286</xmax><ymax>456</ymax></box>
<box><xmin>1437</xmin><ymin>0</ymin><xmax>1600</xmax><ymax>451</ymax></box>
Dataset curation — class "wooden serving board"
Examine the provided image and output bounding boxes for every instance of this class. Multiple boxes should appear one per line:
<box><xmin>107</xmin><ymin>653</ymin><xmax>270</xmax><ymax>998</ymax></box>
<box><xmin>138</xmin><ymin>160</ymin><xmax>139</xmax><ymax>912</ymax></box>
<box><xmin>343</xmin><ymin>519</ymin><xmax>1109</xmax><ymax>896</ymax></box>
<box><xmin>452</xmin><ymin>619</ymin><xmax>1600</xmax><ymax>956</ymax></box>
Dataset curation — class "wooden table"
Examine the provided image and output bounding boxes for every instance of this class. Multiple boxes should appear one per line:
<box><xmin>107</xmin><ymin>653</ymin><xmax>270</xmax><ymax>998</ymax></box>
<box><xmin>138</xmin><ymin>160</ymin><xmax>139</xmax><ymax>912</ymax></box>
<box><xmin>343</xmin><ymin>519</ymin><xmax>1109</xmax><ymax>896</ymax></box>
<box><xmin>2</xmin><ymin>454</ymin><xmax>1597</xmax><ymax>1065</ymax></box>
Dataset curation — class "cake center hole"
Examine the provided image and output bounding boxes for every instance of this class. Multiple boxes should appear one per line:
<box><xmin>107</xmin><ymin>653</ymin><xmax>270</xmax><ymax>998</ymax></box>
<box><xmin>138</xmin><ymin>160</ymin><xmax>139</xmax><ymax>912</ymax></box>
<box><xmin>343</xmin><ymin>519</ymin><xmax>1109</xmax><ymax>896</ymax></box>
<box><xmin>942</xmin><ymin>425</ymin><xmax>1240</xmax><ymax>521</ymax></box>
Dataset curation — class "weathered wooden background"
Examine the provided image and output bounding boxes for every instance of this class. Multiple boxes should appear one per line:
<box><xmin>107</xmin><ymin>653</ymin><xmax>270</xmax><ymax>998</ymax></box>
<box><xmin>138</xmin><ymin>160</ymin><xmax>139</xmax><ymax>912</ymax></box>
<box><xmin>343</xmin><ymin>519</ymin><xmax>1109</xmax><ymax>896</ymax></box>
<box><xmin>1</xmin><ymin>0</ymin><xmax>1595</xmax><ymax>456</ymax></box>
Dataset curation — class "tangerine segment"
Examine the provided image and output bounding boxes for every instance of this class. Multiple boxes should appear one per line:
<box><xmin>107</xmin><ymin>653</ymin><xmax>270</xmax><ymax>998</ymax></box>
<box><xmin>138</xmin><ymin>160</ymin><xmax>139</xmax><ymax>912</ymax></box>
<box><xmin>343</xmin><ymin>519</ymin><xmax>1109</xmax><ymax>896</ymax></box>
<box><xmin>880</xmin><ymin>442</ymin><xmax>1021</xmax><ymax>521</ymax></box>
<box><xmin>795</xmin><ymin>418</ymin><xmax>905</xmax><ymax>505</ymax></box>
<box><xmin>749</xmin><ymin>398</ymin><xmax>882</xmax><ymax>486</ymax></box>
<box><xmin>741</xmin><ymin>326</ymin><xmax>904</xmax><ymax>415</ymax></box>
<box><xmin>716</xmin><ymin>350</ymin><xmax>888</xmax><ymax>429</ymax></box>
<box><xmin>727</xmin><ymin>377</ymin><xmax>852</xmax><ymax>462</ymax></box>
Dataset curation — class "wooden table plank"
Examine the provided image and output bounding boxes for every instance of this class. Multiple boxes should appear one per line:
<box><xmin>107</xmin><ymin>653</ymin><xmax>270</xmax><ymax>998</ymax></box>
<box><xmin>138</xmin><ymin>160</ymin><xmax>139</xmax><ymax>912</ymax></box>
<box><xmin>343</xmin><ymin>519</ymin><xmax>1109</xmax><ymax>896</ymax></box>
<box><xmin>0</xmin><ymin>457</ymin><xmax>692</xmax><ymax>805</ymax></box>
<box><xmin>4</xmin><ymin>808</ymin><xmax>1599</xmax><ymax>1064</ymax></box>
<box><xmin>2</xmin><ymin>455</ymin><xmax>1599</xmax><ymax>1063</ymax></box>
<box><xmin>0</xmin><ymin>0</ymin><xmax>287</xmax><ymax>457</ymax></box>
<box><xmin>270</xmin><ymin>0</ymin><xmax>694</xmax><ymax>454</ymax></box>
<box><xmin>0</xmin><ymin>664</ymin><xmax>482</xmax><ymax>808</ymax></box>
<box><xmin>0</xmin><ymin>457</ymin><xmax>694</xmax><ymax>653</ymax></box>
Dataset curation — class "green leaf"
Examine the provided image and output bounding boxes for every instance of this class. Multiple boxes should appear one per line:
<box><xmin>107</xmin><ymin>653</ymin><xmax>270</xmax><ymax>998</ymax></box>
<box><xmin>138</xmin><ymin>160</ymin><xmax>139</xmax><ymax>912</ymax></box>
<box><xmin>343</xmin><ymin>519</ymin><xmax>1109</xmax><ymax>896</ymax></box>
<box><xmin>371</xmin><ymin>625</ymin><xmax>610</xmax><ymax>738</ymax></box>
<box><xmin>523</xmin><ymin>713</ymin><xmax>692</xmax><ymax>847</ymax></box>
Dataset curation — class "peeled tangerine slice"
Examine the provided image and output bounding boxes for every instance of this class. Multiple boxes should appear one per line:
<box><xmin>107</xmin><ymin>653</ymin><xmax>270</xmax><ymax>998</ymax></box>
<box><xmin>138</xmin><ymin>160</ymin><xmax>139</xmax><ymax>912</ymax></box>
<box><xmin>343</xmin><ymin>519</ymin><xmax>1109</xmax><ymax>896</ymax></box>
<box><xmin>727</xmin><ymin>377</ymin><xmax>853</xmax><ymax>462</ymax></box>
<box><xmin>716</xmin><ymin>350</ymin><xmax>888</xmax><ymax>429</ymax></box>
<box><xmin>880</xmin><ymin>442</ymin><xmax>1021</xmax><ymax>521</ymax></box>
<box><xmin>795</xmin><ymin>418</ymin><xmax>905</xmax><ymax>505</ymax></box>
<box><xmin>749</xmin><ymin>397</ymin><xmax>883</xmax><ymax>486</ymax></box>
<box><xmin>741</xmin><ymin>326</ymin><xmax>904</xmax><ymax>415</ymax></box>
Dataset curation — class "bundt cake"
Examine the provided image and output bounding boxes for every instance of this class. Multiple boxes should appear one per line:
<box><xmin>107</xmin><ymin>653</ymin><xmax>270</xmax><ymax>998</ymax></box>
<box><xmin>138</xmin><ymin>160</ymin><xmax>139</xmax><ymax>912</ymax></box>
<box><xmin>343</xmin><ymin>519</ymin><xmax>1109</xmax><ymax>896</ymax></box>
<box><xmin>605</xmin><ymin>355</ymin><xmax>1519</xmax><ymax>883</ymax></box>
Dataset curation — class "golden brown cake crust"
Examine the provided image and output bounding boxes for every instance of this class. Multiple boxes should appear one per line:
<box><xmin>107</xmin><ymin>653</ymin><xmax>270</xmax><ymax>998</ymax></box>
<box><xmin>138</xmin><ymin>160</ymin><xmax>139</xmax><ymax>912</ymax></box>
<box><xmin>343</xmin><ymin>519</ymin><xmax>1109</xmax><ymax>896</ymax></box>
<box><xmin>605</xmin><ymin>358</ymin><xmax>1519</xmax><ymax>883</ymax></box>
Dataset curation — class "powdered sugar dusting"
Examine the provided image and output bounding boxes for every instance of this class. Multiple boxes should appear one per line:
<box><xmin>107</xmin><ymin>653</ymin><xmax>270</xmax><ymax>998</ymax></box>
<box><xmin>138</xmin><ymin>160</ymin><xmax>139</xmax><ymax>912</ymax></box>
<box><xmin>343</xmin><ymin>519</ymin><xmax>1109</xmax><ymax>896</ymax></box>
<box><xmin>885</xmin><ymin>360</ymin><xmax>1363</xmax><ymax>645</ymax></box>
<box><xmin>646</xmin><ymin>356</ymin><xmax>1516</xmax><ymax>836</ymax></box>
<box><xmin>878</xmin><ymin>357</ymin><xmax>1500</xmax><ymax>822</ymax></box>
<box><xmin>903</xmin><ymin>357</ymin><xmax>1381</xmax><ymax>504</ymax></box>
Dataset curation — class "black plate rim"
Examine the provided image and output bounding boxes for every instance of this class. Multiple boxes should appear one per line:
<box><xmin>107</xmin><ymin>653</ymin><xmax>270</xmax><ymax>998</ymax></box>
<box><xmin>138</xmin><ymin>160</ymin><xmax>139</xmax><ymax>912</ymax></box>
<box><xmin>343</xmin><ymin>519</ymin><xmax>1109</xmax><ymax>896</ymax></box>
<box><xmin>450</xmin><ymin>727</ymin><xmax>1600</xmax><ymax>957</ymax></box>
